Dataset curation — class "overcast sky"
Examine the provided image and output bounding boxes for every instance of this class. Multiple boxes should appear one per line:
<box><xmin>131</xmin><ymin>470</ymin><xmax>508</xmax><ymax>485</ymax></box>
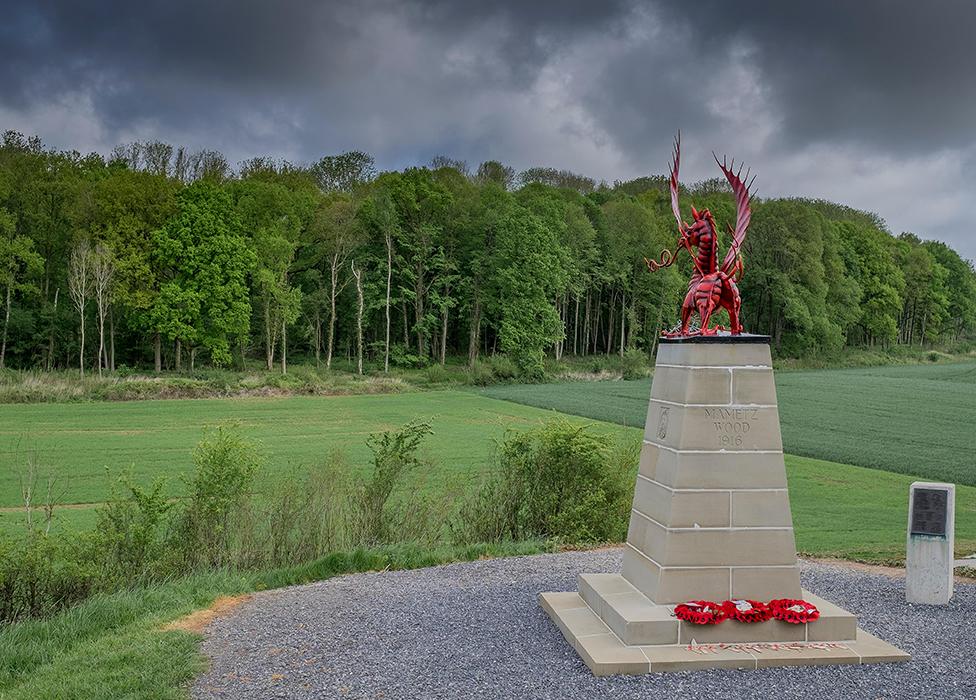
<box><xmin>3</xmin><ymin>1</ymin><xmax>974</xmax><ymax>260</ymax></box>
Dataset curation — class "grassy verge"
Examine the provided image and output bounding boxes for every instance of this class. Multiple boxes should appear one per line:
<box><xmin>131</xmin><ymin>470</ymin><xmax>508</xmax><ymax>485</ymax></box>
<box><xmin>0</xmin><ymin>352</ymin><xmax>647</xmax><ymax>404</ymax></box>
<box><xmin>3</xmin><ymin>345</ymin><xmax>972</xmax><ymax>405</ymax></box>
<box><xmin>788</xmin><ymin>454</ymin><xmax>976</xmax><ymax>563</ymax></box>
<box><xmin>0</xmin><ymin>541</ymin><xmax>551</xmax><ymax>700</ymax></box>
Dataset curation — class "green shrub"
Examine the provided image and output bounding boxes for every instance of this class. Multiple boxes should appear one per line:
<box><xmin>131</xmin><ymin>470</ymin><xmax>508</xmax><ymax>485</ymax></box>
<box><xmin>486</xmin><ymin>355</ymin><xmax>519</xmax><ymax>381</ymax></box>
<box><xmin>389</xmin><ymin>343</ymin><xmax>425</xmax><ymax>368</ymax></box>
<box><xmin>93</xmin><ymin>476</ymin><xmax>172</xmax><ymax>586</ymax></box>
<box><xmin>358</xmin><ymin>421</ymin><xmax>434</xmax><ymax>543</ymax></box>
<box><xmin>0</xmin><ymin>534</ymin><xmax>97</xmax><ymax>623</ymax></box>
<box><xmin>169</xmin><ymin>426</ymin><xmax>262</xmax><ymax>569</ymax></box>
<box><xmin>621</xmin><ymin>349</ymin><xmax>650</xmax><ymax>380</ymax></box>
<box><xmin>466</xmin><ymin>360</ymin><xmax>496</xmax><ymax>386</ymax></box>
<box><xmin>456</xmin><ymin>419</ymin><xmax>635</xmax><ymax>544</ymax></box>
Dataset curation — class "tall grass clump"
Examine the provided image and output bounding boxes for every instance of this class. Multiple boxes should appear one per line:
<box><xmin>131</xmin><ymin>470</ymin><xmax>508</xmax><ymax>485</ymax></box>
<box><xmin>456</xmin><ymin>419</ymin><xmax>636</xmax><ymax>544</ymax></box>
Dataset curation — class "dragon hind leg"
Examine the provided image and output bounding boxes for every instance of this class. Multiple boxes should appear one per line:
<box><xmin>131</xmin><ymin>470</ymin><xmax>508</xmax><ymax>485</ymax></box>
<box><xmin>723</xmin><ymin>279</ymin><xmax>743</xmax><ymax>335</ymax></box>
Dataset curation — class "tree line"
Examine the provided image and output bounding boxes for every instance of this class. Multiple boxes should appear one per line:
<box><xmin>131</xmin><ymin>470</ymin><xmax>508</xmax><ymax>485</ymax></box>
<box><xmin>1</xmin><ymin>130</ymin><xmax>974</xmax><ymax>377</ymax></box>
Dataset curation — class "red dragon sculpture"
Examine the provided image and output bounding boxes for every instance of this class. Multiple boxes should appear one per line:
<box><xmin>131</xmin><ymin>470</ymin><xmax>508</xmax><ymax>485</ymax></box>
<box><xmin>645</xmin><ymin>133</ymin><xmax>755</xmax><ymax>336</ymax></box>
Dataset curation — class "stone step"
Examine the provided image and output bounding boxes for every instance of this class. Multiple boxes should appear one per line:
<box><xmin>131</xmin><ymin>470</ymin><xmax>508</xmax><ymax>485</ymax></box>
<box><xmin>539</xmin><ymin>591</ymin><xmax>909</xmax><ymax>676</ymax></box>
<box><xmin>577</xmin><ymin>573</ymin><xmax>856</xmax><ymax>646</ymax></box>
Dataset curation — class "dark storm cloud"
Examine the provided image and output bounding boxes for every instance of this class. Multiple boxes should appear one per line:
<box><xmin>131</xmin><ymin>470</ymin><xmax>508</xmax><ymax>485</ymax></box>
<box><xmin>1</xmin><ymin>1</ymin><xmax>975</xmax><ymax>257</ymax></box>
<box><xmin>649</xmin><ymin>1</ymin><xmax>976</xmax><ymax>153</ymax></box>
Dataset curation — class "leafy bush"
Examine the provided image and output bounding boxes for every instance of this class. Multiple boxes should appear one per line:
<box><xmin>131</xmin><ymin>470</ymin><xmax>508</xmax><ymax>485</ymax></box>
<box><xmin>466</xmin><ymin>360</ymin><xmax>496</xmax><ymax>386</ymax></box>
<box><xmin>358</xmin><ymin>421</ymin><xmax>434</xmax><ymax>543</ymax></box>
<box><xmin>456</xmin><ymin>420</ymin><xmax>635</xmax><ymax>544</ymax></box>
<box><xmin>465</xmin><ymin>355</ymin><xmax>521</xmax><ymax>385</ymax></box>
<box><xmin>169</xmin><ymin>426</ymin><xmax>262</xmax><ymax>569</ymax></box>
<box><xmin>94</xmin><ymin>476</ymin><xmax>172</xmax><ymax>586</ymax></box>
<box><xmin>0</xmin><ymin>534</ymin><xmax>96</xmax><ymax>623</ymax></box>
<box><xmin>486</xmin><ymin>355</ymin><xmax>519</xmax><ymax>380</ymax></box>
<box><xmin>389</xmin><ymin>343</ymin><xmax>425</xmax><ymax>368</ymax></box>
<box><xmin>621</xmin><ymin>348</ymin><xmax>650</xmax><ymax>380</ymax></box>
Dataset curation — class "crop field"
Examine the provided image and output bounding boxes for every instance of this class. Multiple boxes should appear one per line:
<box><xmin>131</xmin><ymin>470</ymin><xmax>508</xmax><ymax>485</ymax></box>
<box><xmin>481</xmin><ymin>361</ymin><xmax>976</xmax><ymax>487</ymax></box>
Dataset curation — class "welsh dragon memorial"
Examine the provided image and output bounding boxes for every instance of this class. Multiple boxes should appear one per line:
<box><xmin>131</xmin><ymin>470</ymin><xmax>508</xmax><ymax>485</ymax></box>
<box><xmin>539</xmin><ymin>134</ymin><xmax>910</xmax><ymax>674</ymax></box>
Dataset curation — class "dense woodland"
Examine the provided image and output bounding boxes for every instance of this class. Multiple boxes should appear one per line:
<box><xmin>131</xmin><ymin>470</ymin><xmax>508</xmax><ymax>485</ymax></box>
<box><xmin>1</xmin><ymin>130</ymin><xmax>974</xmax><ymax>377</ymax></box>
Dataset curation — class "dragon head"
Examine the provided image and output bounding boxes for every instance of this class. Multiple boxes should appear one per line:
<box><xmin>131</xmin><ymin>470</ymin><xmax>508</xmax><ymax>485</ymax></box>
<box><xmin>680</xmin><ymin>206</ymin><xmax>716</xmax><ymax>248</ymax></box>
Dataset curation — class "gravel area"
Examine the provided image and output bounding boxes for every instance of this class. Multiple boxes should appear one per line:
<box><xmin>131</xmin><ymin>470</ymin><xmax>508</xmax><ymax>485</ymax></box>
<box><xmin>194</xmin><ymin>549</ymin><xmax>976</xmax><ymax>699</ymax></box>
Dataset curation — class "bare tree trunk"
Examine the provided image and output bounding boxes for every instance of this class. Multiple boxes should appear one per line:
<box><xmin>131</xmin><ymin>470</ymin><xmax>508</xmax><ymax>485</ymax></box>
<box><xmin>96</xmin><ymin>302</ymin><xmax>106</xmax><ymax>377</ymax></box>
<box><xmin>573</xmin><ymin>295</ymin><xmax>580</xmax><ymax>355</ymax></box>
<box><xmin>414</xmin><ymin>269</ymin><xmax>426</xmax><ymax>359</ymax></box>
<box><xmin>79</xmin><ymin>312</ymin><xmax>86</xmax><ymax>377</ymax></box>
<box><xmin>46</xmin><ymin>288</ymin><xmax>59</xmax><ymax>371</ymax></box>
<box><xmin>352</xmin><ymin>260</ymin><xmax>364</xmax><ymax>375</ymax></box>
<box><xmin>264</xmin><ymin>300</ymin><xmax>274</xmax><ymax>371</ymax></box>
<box><xmin>281</xmin><ymin>318</ymin><xmax>287</xmax><ymax>375</ymax></box>
<box><xmin>467</xmin><ymin>294</ymin><xmax>481</xmax><ymax>366</ymax></box>
<box><xmin>583</xmin><ymin>289</ymin><xmax>591</xmax><ymax>355</ymax></box>
<box><xmin>592</xmin><ymin>288</ymin><xmax>602</xmax><ymax>354</ymax></box>
<box><xmin>190</xmin><ymin>346</ymin><xmax>196</xmax><ymax>372</ymax></box>
<box><xmin>91</xmin><ymin>244</ymin><xmax>113</xmax><ymax>377</ymax></box>
<box><xmin>0</xmin><ymin>285</ymin><xmax>10</xmax><ymax>369</ymax></box>
<box><xmin>440</xmin><ymin>306</ymin><xmax>448</xmax><ymax>366</ymax></box>
<box><xmin>651</xmin><ymin>305</ymin><xmax>663</xmax><ymax>356</ymax></box>
<box><xmin>154</xmin><ymin>332</ymin><xmax>162</xmax><ymax>373</ymax></box>
<box><xmin>314</xmin><ymin>309</ymin><xmax>322</xmax><ymax>366</ymax></box>
<box><xmin>554</xmin><ymin>295</ymin><xmax>564</xmax><ymax>361</ymax></box>
<box><xmin>68</xmin><ymin>241</ymin><xmax>92</xmax><ymax>377</ymax></box>
<box><xmin>384</xmin><ymin>232</ymin><xmax>392</xmax><ymax>373</ymax></box>
<box><xmin>327</xmin><ymin>253</ymin><xmax>339</xmax><ymax>369</ymax></box>
<box><xmin>175</xmin><ymin>339</ymin><xmax>182</xmax><ymax>372</ymax></box>
<box><xmin>109</xmin><ymin>307</ymin><xmax>115</xmax><ymax>371</ymax></box>
<box><xmin>402</xmin><ymin>299</ymin><xmax>409</xmax><ymax>348</ymax></box>
<box><xmin>619</xmin><ymin>292</ymin><xmax>626</xmax><ymax>357</ymax></box>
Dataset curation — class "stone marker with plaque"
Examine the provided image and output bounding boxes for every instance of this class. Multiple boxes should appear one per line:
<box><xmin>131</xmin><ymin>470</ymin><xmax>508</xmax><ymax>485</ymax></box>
<box><xmin>906</xmin><ymin>481</ymin><xmax>955</xmax><ymax>604</ymax></box>
<box><xmin>538</xmin><ymin>135</ymin><xmax>909</xmax><ymax>674</ymax></box>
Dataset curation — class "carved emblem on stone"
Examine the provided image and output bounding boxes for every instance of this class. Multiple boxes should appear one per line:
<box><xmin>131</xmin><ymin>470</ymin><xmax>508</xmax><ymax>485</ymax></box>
<box><xmin>657</xmin><ymin>407</ymin><xmax>670</xmax><ymax>440</ymax></box>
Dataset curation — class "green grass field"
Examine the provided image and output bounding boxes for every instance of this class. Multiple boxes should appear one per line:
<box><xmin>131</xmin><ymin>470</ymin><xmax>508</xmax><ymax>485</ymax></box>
<box><xmin>481</xmin><ymin>361</ymin><xmax>976</xmax><ymax>487</ymax></box>
<box><xmin>1</xmin><ymin>386</ymin><xmax>974</xmax><ymax>561</ymax></box>
<box><xmin>0</xmin><ymin>392</ymin><xmax>630</xmax><ymax>533</ymax></box>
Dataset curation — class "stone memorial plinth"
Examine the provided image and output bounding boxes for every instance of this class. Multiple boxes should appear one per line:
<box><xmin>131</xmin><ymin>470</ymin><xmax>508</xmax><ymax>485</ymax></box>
<box><xmin>906</xmin><ymin>481</ymin><xmax>955</xmax><ymax>604</ymax></box>
<box><xmin>540</xmin><ymin>335</ymin><xmax>909</xmax><ymax>674</ymax></box>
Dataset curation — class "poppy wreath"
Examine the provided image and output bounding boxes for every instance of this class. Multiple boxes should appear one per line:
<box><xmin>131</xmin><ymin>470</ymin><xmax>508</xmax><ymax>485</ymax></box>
<box><xmin>769</xmin><ymin>598</ymin><xmax>820</xmax><ymax>624</ymax></box>
<box><xmin>674</xmin><ymin>600</ymin><xmax>727</xmax><ymax>625</ymax></box>
<box><xmin>721</xmin><ymin>599</ymin><xmax>772</xmax><ymax>623</ymax></box>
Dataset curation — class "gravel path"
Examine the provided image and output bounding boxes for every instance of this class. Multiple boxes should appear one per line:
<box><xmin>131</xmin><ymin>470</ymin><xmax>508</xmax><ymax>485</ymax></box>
<box><xmin>193</xmin><ymin>550</ymin><xmax>976</xmax><ymax>699</ymax></box>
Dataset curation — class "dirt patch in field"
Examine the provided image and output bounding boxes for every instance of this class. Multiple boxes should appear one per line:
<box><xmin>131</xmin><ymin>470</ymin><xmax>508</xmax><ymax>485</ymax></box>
<box><xmin>163</xmin><ymin>594</ymin><xmax>253</xmax><ymax>634</ymax></box>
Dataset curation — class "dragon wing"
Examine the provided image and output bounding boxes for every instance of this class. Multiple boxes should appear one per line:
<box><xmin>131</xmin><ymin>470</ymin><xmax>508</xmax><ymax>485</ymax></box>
<box><xmin>714</xmin><ymin>153</ymin><xmax>756</xmax><ymax>276</ymax></box>
<box><xmin>669</xmin><ymin>132</ymin><xmax>683</xmax><ymax>231</ymax></box>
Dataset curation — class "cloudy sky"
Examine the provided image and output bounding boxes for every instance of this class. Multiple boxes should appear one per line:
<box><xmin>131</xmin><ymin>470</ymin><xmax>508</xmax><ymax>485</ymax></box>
<box><xmin>3</xmin><ymin>1</ymin><xmax>975</xmax><ymax>260</ymax></box>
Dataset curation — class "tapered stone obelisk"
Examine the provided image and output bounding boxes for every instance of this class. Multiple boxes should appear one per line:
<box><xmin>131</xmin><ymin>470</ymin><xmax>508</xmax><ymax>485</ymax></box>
<box><xmin>540</xmin><ymin>335</ymin><xmax>909</xmax><ymax>675</ymax></box>
<box><xmin>622</xmin><ymin>336</ymin><xmax>802</xmax><ymax>604</ymax></box>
